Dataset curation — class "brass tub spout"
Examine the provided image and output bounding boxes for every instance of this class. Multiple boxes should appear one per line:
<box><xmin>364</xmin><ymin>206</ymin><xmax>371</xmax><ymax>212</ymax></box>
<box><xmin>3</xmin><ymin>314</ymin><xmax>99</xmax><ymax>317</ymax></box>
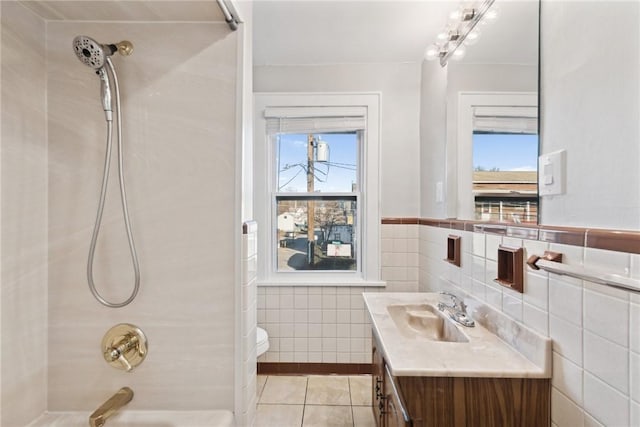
<box><xmin>89</xmin><ymin>387</ymin><xmax>134</xmax><ymax>427</ymax></box>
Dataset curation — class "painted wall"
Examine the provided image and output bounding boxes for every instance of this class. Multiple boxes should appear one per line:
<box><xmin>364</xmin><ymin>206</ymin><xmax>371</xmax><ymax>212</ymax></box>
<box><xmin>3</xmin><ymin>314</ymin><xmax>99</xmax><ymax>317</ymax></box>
<box><xmin>47</xmin><ymin>21</ymin><xmax>238</xmax><ymax>410</ymax></box>
<box><xmin>419</xmin><ymin>60</ymin><xmax>447</xmax><ymax>219</ymax></box>
<box><xmin>540</xmin><ymin>1</ymin><xmax>640</xmax><ymax>230</ymax></box>
<box><xmin>254</xmin><ymin>63</ymin><xmax>422</xmax><ymax>218</ymax></box>
<box><xmin>0</xmin><ymin>3</ymin><xmax>48</xmax><ymax>426</ymax></box>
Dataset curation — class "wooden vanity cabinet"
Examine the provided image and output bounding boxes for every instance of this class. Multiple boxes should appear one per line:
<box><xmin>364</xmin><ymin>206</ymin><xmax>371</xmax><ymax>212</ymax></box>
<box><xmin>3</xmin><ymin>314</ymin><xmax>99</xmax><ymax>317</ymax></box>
<box><xmin>371</xmin><ymin>334</ymin><xmax>550</xmax><ymax>427</ymax></box>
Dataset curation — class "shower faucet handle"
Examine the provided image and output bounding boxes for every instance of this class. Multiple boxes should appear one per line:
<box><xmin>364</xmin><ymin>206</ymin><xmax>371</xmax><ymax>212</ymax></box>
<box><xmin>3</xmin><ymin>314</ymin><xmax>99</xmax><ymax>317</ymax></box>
<box><xmin>102</xmin><ymin>324</ymin><xmax>148</xmax><ymax>372</ymax></box>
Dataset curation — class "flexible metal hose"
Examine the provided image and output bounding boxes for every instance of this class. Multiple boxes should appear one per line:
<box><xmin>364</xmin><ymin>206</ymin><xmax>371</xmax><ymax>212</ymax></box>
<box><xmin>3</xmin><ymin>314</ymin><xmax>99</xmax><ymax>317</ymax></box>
<box><xmin>87</xmin><ymin>57</ymin><xmax>140</xmax><ymax>308</ymax></box>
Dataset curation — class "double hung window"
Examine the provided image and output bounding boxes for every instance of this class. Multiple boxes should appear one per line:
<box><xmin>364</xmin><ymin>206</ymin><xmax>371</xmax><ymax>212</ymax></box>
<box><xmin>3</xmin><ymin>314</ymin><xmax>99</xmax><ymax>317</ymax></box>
<box><xmin>254</xmin><ymin>94</ymin><xmax>381</xmax><ymax>285</ymax></box>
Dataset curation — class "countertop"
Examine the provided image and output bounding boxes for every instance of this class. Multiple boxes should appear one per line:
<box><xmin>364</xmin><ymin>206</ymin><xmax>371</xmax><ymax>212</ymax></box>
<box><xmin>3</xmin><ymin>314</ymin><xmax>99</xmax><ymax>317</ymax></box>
<box><xmin>363</xmin><ymin>292</ymin><xmax>552</xmax><ymax>378</ymax></box>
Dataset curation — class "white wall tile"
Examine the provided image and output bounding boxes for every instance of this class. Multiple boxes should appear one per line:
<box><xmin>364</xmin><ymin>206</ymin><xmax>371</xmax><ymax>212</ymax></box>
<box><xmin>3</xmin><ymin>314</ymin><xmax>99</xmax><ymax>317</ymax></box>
<box><xmin>523</xmin><ymin>303</ymin><xmax>549</xmax><ymax>335</ymax></box>
<box><xmin>553</xmin><ymin>352</ymin><xmax>583</xmax><ymax>405</ymax></box>
<box><xmin>583</xmin><ymin>372</ymin><xmax>629</xmax><ymax>427</ymax></box>
<box><xmin>472</xmin><ymin>233</ymin><xmax>485</xmax><ymax>257</ymax></box>
<box><xmin>502</xmin><ymin>291</ymin><xmax>523</xmax><ymax>322</ymax></box>
<box><xmin>584</xmin><ymin>331</ymin><xmax>628</xmax><ymax>394</ymax></box>
<box><xmin>524</xmin><ymin>271</ymin><xmax>549</xmax><ymax>310</ymax></box>
<box><xmin>632</xmin><ymin>400</ymin><xmax>640</xmax><ymax>427</ymax></box>
<box><xmin>631</xmin><ymin>351</ymin><xmax>640</xmax><ymax>403</ymax></box>
<box><xmin>551</xmin><ymin>388</ymin><xmax>584</xmax><ymax>427</ymax></box>
<box><xmin>485</xmin><ymin>234</ymin><xmax>502</xmax><ymax>261</ymax></box>
<box><xmin>584</xmin><ymin>247</ymin><xmax>631</xmax><ymax>277</ymax></box>
<box><xmin>550</xmin><ymin>314</ymin><xmax>583</xmax><ymax>366</ymax></box>
<box><xmin>549</xmin><ymin>277</ymin><xmax>583</xmax><ymax>326</ymax></box>
<box><xmin>584</xmin><ymin>288</ymin><xmax>629</xmax><ymax>347</ymax></box>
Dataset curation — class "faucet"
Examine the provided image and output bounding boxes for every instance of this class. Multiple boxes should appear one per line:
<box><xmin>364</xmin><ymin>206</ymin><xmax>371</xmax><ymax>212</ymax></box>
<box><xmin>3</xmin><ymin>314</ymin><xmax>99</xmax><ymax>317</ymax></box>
<box><xmin>89</xmin><ymin>387</ymin><xmax>134</xmax><ymax>427</ymax></box>
<box><xmin>437</xmin><ymin>291</ymin><xmax>475</xmax><ymax>327</ymax></box>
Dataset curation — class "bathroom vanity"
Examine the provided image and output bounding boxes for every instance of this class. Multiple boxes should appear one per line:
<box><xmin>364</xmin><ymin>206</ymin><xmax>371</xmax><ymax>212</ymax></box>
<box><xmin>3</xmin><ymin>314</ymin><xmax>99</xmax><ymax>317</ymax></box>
<box><xmin>364</xmin><ymin>293</ymin><xmax>552</xmax><ymax>427</ymax></box>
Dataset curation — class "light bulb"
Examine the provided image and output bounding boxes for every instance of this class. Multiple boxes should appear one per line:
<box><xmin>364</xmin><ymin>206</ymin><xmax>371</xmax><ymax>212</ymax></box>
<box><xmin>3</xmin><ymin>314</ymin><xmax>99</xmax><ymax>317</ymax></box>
<box><xmin>451</xmin><ymin>46</ymin><xmax>467</xmax><ymax>60</ymax></box>
<box><xmin>424</xmin><ymin>44</ymin><xmax>441</xmax><ymax>61</ymax></box>
<box><xmin>436</xmin><ymin>30</ymin><xmax>449</xmax><ymax>41</ymax></box>
<box><xmin>464</xmin><ymin>29</ymin><xmax>481</xmax><ymax>46</ymax></box>
<box><xmin>484</xmin><ymin>5</ymin><xmax>499</xmax><ymax>21</ymax></box>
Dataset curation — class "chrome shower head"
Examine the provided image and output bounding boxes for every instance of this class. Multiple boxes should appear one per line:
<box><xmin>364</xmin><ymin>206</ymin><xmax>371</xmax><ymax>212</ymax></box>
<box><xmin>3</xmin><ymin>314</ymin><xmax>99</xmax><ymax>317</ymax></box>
<box><xmin>73</xmin><ymin>35</ymin><xmax>110</xmax><ymax>69</ymax></box>
<box><xmin>72</xmin><ymin>36</ymin><xmax>134</xmax><ymax>69</ymax></box>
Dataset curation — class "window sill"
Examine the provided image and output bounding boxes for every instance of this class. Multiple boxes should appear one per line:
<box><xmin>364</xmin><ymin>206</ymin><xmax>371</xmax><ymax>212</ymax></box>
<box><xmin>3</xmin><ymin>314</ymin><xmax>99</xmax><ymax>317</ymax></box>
<box><xmin>257</xmin><ymin>279</ymin><xmax>386</xmax><ymax>288</ymax></box>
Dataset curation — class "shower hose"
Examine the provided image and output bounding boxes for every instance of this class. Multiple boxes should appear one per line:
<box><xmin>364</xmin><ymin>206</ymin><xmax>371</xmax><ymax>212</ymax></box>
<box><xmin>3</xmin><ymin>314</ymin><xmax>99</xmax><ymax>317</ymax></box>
<box><xmin>87</xmin><ymin>58</ymin><xmax>140</xmax><ymax>308</ymax></box>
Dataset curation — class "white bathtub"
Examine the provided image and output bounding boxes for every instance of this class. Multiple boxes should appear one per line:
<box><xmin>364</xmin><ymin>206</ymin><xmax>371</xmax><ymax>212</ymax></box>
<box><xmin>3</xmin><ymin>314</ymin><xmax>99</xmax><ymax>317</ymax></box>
<box><xmin>26</xmin><ymin>411</ymin><xmax>235</xmax><ymax>427</ymax></box>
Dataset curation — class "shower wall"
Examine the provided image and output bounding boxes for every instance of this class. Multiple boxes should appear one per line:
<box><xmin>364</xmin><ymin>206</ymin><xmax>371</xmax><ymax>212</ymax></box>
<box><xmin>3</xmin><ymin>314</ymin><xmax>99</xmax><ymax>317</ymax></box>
<box><xmin>47</xmin><ymin>21</ymin><xmax>239</xmax><ymax>410</ymax></box>
<box><xmin>1</xmin><ymin>3</ymin><xmax>48</xmax><ymax>426</ymax></box>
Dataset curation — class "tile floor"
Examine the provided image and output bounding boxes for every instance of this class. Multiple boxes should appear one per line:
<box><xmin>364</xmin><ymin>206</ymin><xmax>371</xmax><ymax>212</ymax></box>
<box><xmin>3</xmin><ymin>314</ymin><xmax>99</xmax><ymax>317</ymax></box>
<box><xmin>255</xmin><ymin>375</ymin><xmax>376</xmax><ymax>427</ymax></box>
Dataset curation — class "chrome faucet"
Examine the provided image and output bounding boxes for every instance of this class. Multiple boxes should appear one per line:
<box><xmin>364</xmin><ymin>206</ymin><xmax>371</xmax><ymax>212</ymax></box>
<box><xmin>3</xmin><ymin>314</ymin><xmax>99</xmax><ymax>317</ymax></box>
<box><xmin>89</xmin><ymin>387</ymin><xmax>134</xmax><ymax>427</ymax></box>
<box><xmin>437</xmin><ymin>291</ymin><xmax>475</xmax><ymax>327</ymax></box>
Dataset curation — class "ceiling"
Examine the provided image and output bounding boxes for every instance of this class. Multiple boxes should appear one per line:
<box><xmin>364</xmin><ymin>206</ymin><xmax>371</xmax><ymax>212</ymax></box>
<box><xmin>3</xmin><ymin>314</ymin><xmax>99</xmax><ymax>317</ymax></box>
<box><xmin>253</xmin><ymin>0</ymin><xmax>539</xmax><ymax>66</ymax></box>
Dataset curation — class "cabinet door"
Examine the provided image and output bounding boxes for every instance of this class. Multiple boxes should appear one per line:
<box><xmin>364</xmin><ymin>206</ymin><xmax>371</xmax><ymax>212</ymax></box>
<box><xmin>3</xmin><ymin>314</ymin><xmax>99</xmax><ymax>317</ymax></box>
<box><xmin>384</xmin><ymin>366</ymin><xmax>412</xmax><ymax>427</ymax></box>
<box><xmin>372</xmin><ymin>333</ymin><xmax>385</xmax><ymax>427</ymax></box>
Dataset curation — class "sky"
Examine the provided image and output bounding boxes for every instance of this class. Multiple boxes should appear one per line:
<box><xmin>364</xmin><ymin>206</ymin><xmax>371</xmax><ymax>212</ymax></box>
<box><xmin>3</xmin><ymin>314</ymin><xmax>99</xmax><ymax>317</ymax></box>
<box><xmin>277</xmin><ymin>132</ymin><xmax>358</xmax><ymax>193</ymax></box>
<box><xmin>472</xmin><ymin>133</ymin><xmax>538</xmax><ymax>172</ymax></box>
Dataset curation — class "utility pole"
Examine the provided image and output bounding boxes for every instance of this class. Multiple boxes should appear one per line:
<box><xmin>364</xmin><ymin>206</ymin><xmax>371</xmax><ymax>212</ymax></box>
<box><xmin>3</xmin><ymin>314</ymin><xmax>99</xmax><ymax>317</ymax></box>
<box><xmin>307</xmin><ymin>134</ymin><xmax>315</xmax><ymax>266</ymax></box>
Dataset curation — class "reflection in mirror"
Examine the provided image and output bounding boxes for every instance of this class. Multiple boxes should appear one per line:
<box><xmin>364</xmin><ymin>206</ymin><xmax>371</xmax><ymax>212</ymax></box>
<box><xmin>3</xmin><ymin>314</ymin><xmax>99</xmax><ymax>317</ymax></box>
<box><xmin>446</xmin><ymin>0</ymin><xmax>539</xmax><ymax>223</ymax></box>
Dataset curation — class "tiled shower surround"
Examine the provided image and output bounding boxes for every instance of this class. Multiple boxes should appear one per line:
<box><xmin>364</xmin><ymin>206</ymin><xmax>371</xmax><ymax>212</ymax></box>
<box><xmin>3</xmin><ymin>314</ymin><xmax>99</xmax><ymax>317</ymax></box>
<box><xmin>258</xmin><ymin>219</ymin><xmax>639</xmax><ymax>426</ymax></box>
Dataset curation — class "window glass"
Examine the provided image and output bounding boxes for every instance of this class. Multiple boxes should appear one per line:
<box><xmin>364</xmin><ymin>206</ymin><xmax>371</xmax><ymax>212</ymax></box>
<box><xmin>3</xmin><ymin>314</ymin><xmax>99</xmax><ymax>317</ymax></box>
<box><xmin>472</xmin><ymin>132</ymin><xmax>538</xmax><ymax>223</ymax></box>
<box><xmin>276</xmin><ymin>197</ymin><xmax>357</xmax><ymax>271</ymax></box>
<box><xmin>277</xmin><ymin>133</ymin><xmax>358</xmax><ymax>193</ymax></box>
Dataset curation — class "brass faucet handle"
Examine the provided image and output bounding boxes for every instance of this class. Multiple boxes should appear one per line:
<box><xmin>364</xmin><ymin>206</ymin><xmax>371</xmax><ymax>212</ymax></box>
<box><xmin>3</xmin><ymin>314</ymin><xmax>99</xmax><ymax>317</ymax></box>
<box><xmin>101</xmin><ymin>324</ymin><xmax>148</xmax><ymax>372</ymax></box>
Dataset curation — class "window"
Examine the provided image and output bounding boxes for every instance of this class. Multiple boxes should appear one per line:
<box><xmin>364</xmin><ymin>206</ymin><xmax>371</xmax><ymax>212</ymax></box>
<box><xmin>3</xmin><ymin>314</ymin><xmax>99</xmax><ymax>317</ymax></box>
<box><xmin>276</xmin><ymin>131</ymin><xmax>359</xmax><ymax>271</ymax></box>
<box><xmin>254</xmin><ymin>94</ymin><xmax>382</xmax><ymax>285</ymax></box>
<box><xmin>453</xmin><ymin>92</ymin><xmax>538</xmax><ymax>222</ymax></box>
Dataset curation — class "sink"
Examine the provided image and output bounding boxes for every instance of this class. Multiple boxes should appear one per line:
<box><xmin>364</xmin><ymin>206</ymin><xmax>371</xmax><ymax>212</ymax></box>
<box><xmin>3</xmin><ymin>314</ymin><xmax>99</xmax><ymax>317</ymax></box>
<box><xmin>387</xmin><ymin>304</ymin><xmax>469</xmax><ymax>343</ymax></box>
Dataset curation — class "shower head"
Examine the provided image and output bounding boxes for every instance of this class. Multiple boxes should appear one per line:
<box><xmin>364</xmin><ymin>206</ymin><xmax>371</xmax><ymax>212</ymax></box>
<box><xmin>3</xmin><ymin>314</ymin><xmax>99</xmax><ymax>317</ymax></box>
<box><xmin>72</xmin><ymin>36</ymin><xmax>134</xmax><ymax>69</ymax></box>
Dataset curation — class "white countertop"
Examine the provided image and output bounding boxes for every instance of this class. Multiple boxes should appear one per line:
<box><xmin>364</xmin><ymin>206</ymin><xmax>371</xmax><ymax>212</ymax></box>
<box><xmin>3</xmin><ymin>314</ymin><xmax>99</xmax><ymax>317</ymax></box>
<box><xmin>363</xmin><ymin>292</ymin><xmax>551</xmax><ymax>378</ymax></box>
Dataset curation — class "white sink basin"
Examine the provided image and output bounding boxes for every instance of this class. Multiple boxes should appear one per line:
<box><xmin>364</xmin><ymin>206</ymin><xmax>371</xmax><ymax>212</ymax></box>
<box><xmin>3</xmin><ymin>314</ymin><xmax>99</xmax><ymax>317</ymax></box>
<box><xmin>387</xmin><ymin>303</ymin><xmax>469</xmax><ymax>342</ymax></box>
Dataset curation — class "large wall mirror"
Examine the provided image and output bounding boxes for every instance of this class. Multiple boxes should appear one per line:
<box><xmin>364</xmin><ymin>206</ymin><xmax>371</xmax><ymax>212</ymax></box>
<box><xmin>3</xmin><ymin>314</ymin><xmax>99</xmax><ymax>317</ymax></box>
<box><xmin>445</xmin><ymin>0</ymin><xmax>539</xmax><ymax>223</ymax></box>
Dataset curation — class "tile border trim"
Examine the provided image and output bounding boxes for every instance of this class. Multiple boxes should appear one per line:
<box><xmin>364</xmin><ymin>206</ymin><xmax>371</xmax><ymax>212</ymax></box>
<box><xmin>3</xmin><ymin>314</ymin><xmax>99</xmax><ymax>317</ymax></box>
<box><xmin>258</xmin><ymin>362</ymin><xmax>372</xmax><ymax>375</ymax></box>
<box><xmin>381</xmin><ymin>217</ymin><xmax>640</xmax><ymax>255</ymax></box>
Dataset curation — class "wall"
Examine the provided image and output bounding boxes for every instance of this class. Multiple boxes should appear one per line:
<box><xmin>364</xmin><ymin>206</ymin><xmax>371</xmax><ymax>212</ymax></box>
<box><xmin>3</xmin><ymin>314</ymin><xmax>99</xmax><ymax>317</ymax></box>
<box><xmin>47</xmin><ymin>21</ymin><xmax>238</xmax><ymax>410</ymax></box>
<box><xmin>257</xmin><ymin>222</ymin><xmax>418</xmax><ymax>364</ymax></box>
<box><xmin>254</xmin><ymin>63</ymin><xmax>422</xmax><ymax>218</ymax></box>
<box><xmin>540</xmin><ymin>1</ymin><xmax>639</xmax><ymax>230</ymax></box>
<box><xmin>418</xmin><ymin>223</ymin><xmax>640</xmax><ymax>427</ymax></box>
<box><xmin>419</xmin><ymin>61</ymin><xmax>447</xmax><ymax>219</ymax></box>
<box><xmin>240</xmin><ymin>222</ymin><xmax>258</xmax><ymax>426</ymax></box>
<box><xmin>0</xmin><ymin>3</ymin><xmax>48</xmax><ymax>426</ymax></box>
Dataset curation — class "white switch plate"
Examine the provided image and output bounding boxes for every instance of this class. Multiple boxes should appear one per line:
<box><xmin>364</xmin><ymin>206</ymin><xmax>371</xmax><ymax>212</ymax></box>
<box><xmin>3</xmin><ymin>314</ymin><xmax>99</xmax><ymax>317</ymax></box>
<box><xmin>538</xmin><ymin>149</ymin><xmax>566</xmax><ymax>196</ymax></box>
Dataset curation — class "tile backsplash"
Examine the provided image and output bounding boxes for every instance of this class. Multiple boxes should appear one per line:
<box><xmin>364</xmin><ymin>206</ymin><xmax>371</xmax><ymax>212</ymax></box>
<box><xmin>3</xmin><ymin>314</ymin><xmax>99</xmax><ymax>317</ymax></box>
<box><xmin>418</xmin><ymin>223</ymin><xmax>639</xmax><ymax>427</ymax></box>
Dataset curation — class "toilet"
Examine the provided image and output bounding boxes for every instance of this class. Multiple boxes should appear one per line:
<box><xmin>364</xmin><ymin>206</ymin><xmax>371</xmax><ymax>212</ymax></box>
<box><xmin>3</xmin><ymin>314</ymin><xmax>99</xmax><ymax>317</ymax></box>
<box><xmin>256</xmin><ymin>327</ymin><xmax>269</xmax><ymax>357</ymax></box>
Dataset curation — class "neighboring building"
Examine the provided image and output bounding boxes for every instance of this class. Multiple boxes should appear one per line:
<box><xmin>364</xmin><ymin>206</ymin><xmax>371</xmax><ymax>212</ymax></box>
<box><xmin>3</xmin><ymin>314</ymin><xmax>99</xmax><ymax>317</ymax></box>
<box><xmin>473</xmin><ymin>171</ymin><xmax>538</xmax><ymax>223</ymax></box>
<box><xmin>277</xmin><ymin>213</ymin><xmax>295</xmax><ymax>232</ymax></box>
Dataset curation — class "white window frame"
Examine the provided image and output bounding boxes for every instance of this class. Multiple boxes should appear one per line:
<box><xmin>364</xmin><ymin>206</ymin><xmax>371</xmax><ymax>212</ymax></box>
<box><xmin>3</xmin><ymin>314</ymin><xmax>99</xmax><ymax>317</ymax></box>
<box><xmin>254</xmin><ymin>93</ymin><xmax>382</xmax><ymax>286</ymax></box>
<box><xmin>448</xmin><ymin>91</ymin><xmax>538</xmax><ymax>220</ymax></box>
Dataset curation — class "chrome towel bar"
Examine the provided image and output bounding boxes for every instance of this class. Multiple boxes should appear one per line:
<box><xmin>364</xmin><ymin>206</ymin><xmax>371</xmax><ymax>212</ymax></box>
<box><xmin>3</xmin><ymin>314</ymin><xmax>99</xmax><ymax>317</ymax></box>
<box><xmin>527</xmin><ymin>251</ymin><xmax>640</xmax><ymax>294</ymax></box>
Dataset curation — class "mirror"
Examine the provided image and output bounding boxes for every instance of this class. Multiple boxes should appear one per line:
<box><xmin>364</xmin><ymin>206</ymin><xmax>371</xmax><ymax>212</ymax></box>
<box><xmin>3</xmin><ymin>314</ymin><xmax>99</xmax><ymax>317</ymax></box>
<box><xmin>445</xmin><ymin>0</ymin><xmax>540</xmax><ymax>223</ymax></box>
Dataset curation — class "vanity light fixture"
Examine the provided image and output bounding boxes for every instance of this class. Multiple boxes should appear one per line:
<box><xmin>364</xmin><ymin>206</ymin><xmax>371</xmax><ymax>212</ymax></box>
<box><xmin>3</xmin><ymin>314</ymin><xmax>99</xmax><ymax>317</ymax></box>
<box><xmin>424</xmin><ymin>0</ymin><xmax>496</xmax><ymax>67</ymax></box>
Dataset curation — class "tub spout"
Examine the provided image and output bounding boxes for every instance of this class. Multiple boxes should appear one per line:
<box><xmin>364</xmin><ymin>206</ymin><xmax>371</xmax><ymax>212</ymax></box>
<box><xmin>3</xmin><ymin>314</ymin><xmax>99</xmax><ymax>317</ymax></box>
<box><xmin>89</xmin><ymin>387</ymin><xmax>134</xmax><ymax>427</ymax></box>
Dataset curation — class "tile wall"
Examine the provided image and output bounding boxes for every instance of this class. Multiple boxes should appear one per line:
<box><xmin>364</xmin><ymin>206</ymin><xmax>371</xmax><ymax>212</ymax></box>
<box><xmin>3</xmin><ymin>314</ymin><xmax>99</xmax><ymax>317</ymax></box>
<box><xmin>418</xmin><ymin>224</ymin><xmax>640</xmax><ymax>427</ymax></box>
<box><xmin>240</xmin><ymin>222</ymin><xmax>258</xmax><ymax>426</ymax></box>
<box><xmin>257</xmin><ymin>224</ymin><xmax>419</xmax><ymax>364</ymax></box>
<box><xmin>46</xmin><ymin>21</ymin><xmax>238</xmax><ymax>410</ymax></box>
<box><xmin>0</xmin><ymin>3</ymin><xmax>48</xmax><ymax>426</ymax></box>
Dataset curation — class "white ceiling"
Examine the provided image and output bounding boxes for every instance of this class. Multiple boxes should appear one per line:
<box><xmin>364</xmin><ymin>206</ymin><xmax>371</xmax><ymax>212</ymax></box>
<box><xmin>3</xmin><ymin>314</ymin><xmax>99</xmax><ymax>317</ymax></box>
<box><xmin>253</xmin><ymin>0</ymin><xmax>539</xmax><ymax>66</ymax></box>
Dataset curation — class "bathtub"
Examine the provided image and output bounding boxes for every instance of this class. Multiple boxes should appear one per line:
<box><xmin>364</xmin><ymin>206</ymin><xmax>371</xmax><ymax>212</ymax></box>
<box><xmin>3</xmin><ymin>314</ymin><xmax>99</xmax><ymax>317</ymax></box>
<box><xmin>26</xmin><ymin>410</ymin><xmax>235</xmax><ymax>427</ymax></box>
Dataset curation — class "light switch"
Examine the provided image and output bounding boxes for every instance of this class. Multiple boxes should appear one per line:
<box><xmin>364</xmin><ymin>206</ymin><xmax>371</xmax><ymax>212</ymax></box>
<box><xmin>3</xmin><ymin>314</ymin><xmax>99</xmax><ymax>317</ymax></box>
<box><xmin>538</xmin><ymin>150</ymin><xmax>566</xmax><ymax>196</ymax></box>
